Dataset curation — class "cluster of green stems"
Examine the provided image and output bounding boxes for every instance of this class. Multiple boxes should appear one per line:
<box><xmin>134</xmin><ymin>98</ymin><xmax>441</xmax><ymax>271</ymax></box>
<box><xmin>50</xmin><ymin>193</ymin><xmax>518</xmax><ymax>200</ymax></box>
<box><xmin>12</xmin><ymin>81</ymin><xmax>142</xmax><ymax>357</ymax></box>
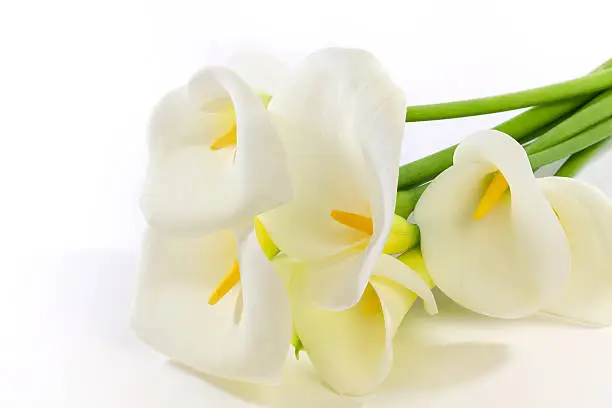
<box><xmin>395</xmin><ymin>58</ymin><xmax>612</xmax><ymax>218</ymax></box>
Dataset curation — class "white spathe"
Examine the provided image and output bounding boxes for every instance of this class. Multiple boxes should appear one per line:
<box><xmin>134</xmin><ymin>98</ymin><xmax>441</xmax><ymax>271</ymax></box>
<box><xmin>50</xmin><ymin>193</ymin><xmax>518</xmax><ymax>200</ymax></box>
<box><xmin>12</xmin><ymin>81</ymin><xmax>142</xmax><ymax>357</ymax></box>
<box><xmin>284</xmin><ymin>253</ymin><xmax>436</xmax><ymax>395</ymax></box>
<box><xmin>141</xmin><ymin>57</ymin><xmax>292</xmax><ymax>235</ymax></box>
<box><xmin>539</xmin><ymin>177</ymin><xmax>612</xmax><ymax>326</ymax></box>
<box><xmin>260</xmin><ymin>48</ymin><xmax>406</xmax><ymax>310</ymax></box>
<box><xmin>415</xmin><ymin>130</ymin><xmax>571</xmax><ymax>318</ymax></box>
<box><xmin>132</xmin><ymin>227</ymin><xmax>292</xmax><ymax>384</ymax></box>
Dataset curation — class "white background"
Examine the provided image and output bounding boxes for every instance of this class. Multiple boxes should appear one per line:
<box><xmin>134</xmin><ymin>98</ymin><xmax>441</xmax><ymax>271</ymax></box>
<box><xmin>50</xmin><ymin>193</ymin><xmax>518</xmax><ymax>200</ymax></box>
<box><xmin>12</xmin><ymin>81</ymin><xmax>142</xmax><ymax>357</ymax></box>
<box><xmin>1</xmin><ymin>0</ymin><xmax>611</xmax><ymax>407</ymax></box>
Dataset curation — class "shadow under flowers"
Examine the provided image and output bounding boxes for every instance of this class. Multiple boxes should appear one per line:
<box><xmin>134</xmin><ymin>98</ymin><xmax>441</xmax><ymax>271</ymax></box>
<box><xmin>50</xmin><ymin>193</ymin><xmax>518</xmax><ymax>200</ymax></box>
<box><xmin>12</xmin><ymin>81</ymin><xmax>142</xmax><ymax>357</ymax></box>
<box><xmin>170</xmin><ymin>289</ymin><xmax>519</xmax><ymax>406</ymax></box>
<box><xmin>170</xmin><ymin>358</ymin><xmax>362</xmax><ymax>408</ymax></box>
<box><xmin>379</xmin><ymin>290</ymin><xmax>512</xmax><ymax>394</ymax></box>
<box><xmin>427</xmin><ymin>288</ymin><xmax>600</xmax><ymax>329</ymax></box>
<box><xmin>382</xmin><ymin>336</ymin><xmax>510</xmax><ymax>393</ymax></box>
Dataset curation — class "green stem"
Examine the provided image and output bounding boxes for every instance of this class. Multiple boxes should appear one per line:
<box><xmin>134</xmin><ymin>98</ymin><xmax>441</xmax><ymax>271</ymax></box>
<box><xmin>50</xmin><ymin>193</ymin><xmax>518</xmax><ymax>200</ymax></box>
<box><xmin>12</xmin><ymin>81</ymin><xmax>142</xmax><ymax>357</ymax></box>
<box><xmin>496</xmin><ymin>97</ymin><xmax>591</xmax><ymax>140</ymax></box>
<box><xmin>529</xmin><ymin>118</ymin><xmax>612</xmax><ymax>169</ymax></box>
<box><xmin>405</xmin><ymin>68</ymin><xmax>612</xmax><ymax>121</ymax></box>
<box><xmin>525</xmin><ymin>88</ymin><xmax>612</xmax><ymax>154</ymax></box>
<box><xmin>397</xmin><ymin>147</ymin><xmax>454</xmax><ymax>191</ymax></box>
<box><xmin>396</xmin><ymin>127</ymin><xmax>612</xmax><ymax>217</ymax></box>
<box><xmin>554</xmin><ymin>138</ymin><xmax>612</xmax><ymax>177</ymax></box>
<box><xmin>519</xmin><ymin>109</ymin><xmax>579</xmax><ymax>145</ymax></box>
<box><xmin>395</xmin><ymin>184</ymin><xmax>429</xmax><ymax>218</ymax></box>
<box><xmin>397</xmin><ymin>97</ymin><xmax>590</xmax><ymax>189</ymax></box>
<box><xmin>398</xmin><ymin>59</ymin><xmax>612</xmax><ymax>189</ymax></box>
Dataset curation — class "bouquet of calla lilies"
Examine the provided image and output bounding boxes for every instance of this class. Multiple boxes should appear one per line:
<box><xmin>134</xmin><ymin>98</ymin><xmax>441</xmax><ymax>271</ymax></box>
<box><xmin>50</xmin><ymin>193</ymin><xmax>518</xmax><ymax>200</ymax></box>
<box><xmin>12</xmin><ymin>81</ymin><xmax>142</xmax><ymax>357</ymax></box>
<box><xmin>133</xmin><ymin>48</ymin><xmax>612</xmax><ymax>395</ymax></box>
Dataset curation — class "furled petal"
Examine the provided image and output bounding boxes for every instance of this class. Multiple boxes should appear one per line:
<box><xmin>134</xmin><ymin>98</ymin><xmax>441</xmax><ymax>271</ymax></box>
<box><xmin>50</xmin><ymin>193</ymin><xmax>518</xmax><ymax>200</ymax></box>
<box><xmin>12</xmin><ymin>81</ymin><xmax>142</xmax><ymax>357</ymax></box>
<box><xmin>226</xmin><ymin>53</ymin><xmax>290</xmax><ymax>97</ymax></box>
<box><xmin>132</xmin><ymin>228</ymin><xmax>292</xmax><ymax>384</ymax></box>
<box><xmin>415</xmin><ymin>130</ymin><xmax>571</xmax><ymax>318</ymax></box>
<box><xmin>260</xmin><ymin>48</ymin><xmax>406</xmax><ymax>309</ymax></box>
<box><xmin>539</xmin><ymin>177</ymin><xmax>612</xmax><ymax>326</ymax></box>
<box><xmin>141</xmin><ymin>65</ymin><xmax>292</xmax><ymax>235</ymax></box>
<box><xmin>373</xmin><ymin>254</ymin><xmax>438</xmax><ymax>316</ymax></box>
<box><xmin>285</xmin><ymin>255</ymin><xmax>428</xmax><ymax>395</ymax></box>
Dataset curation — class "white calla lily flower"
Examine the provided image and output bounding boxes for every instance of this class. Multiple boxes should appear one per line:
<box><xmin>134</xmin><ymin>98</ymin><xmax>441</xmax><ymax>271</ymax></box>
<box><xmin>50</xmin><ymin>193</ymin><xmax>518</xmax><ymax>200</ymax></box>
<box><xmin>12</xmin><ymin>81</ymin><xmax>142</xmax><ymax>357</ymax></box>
<box><xmin>141</xmin><ymin>55</ymin><xmax>292</xmax><ymax>235</ymax></box>
<box><xmin>132</xmin><ymin>226</ymin><xmax>292</xmax><ymax>384</ymax></box>
<box><xmin>281</xmin><ymin>250</ymin><xmax>436</xmax><ymax>395</ymax></box>
<box><xmin>415</xmin><ymin>130</ymin><xmax>571</xmax><ymax>318</ymax></box>
<box><xmin>539</xmin><ymin>177</ymin><xmax>612</xmax><ymax>326</ymax></box>
<box><xmin>260</xmin><ymin>48</ymin><xmax>407</xmax><ymax>310</ymax></box>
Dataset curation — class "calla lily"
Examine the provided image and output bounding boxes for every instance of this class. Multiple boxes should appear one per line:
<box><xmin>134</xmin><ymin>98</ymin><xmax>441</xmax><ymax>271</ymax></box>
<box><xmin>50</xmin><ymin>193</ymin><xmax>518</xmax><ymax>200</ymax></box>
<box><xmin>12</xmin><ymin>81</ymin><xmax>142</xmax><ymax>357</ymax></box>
<box><xmin>141</xmin><ymin>55</ymin><xmax>292</xmax><ymax>235</ymax></box>
<box><xmin>414</xmin><ymin>130</ymin><xmax>572</xmax><ymax>318</ymax></box>
<box><xmin>134</xmin><ymin>55</ymin><xmax>295</xmax><ymax>383</ymax></box>
<box><xmin>539</xmin><ymin>177</ymin><xmax>612</xmax><ymax>326</ymax></box>
<box><xmin>280</xmin><ymin>250</ymin><xmax>437</xmax><ymax>395</ymax></box>
<box><xmin>260</xmin><ymin>48</ymin><xmax>407</xmax><ymax>310</ymax></box>
<box><xmin>132</xmin><ymin>225</ymin><xmax>292</xmax><ymax>384</ymax></box>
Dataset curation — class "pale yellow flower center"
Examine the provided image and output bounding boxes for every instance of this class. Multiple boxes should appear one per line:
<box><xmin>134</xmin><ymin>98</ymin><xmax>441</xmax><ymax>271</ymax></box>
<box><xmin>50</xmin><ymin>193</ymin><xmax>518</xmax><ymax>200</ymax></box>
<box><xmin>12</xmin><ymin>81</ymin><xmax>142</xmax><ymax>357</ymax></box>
<box><xmin>208</xmin><ymin>218</ymin><xmax>278</xmax><ymax>306</ymax></box>
<box><xmin>330</xmin><ymin>210</ymin><xmax>420</xmax><ymax>255</ymax></box>
<box><xmin>208</xmin><ymin>260</ymin><xmax>240</xmax><ymax>305</ymax></box>
<box><xmin>330</xmin><ymin>210</ymin><xmax>373</xmax><ymax>235</ymax></box>
<box><xmin>473</xmin><ymin>171</ymin><xmax>509</xmax><ymax>220</ymax></box>
<box><xmin>209</xmin><ymin>126</ymin><xmax>237</xmax><ymax>151</ymax></box>
<box><xmin>207</xmin><ymin>210</ymin><xmax>417</xmax><ymax>307</ymax></box>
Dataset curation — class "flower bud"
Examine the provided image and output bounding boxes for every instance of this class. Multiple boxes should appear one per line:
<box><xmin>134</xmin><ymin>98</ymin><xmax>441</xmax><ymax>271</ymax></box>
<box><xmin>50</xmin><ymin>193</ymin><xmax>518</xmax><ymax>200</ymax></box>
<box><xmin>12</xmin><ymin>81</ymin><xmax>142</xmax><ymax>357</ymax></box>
<box><xmin>383</xmin><ymin>215</ymin><xmax>420</xmax><ymax>254</ymax></box>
